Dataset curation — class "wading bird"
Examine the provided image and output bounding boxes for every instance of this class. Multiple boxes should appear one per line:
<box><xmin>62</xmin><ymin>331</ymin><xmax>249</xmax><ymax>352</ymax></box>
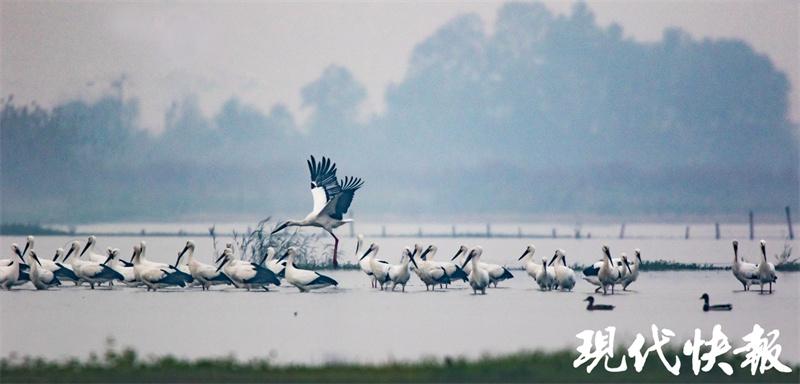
<box><xmin>584</xmin><ymin>296</ymin><xmax>614</xmax><ymax>311</ymax></box>
<box><xmin>451</xmin><ymin>245</ymin><xmax>513</xmax><ymax>287</ymax></box>
<box><xmin>0</xmin><ymin>244</ymin><xmax>24</xmax><ymax>289</ymax></box>
<box><xmin>105</xmin><ymin>247</ymin><xmax>139</xmax><ymax>286</ymax></box>
<box><xmin>536</xmin><ymin>257</ymin><xmax>555</xmax><ymax>290</ymax></box>
<box><xmin>463</xmin><ymin>247</ymin><xmax>490</xmax><ymax>295</ymax></box>
<box><xmin>271</xmin><ymin>156</ymin><xmax>364</xmax><ymax>268</ymax></box>
<box><xmin>414</xmin><ymin>245</ymin><xmax>451</xmax><ymax>290</ymax></box>
<box><xmin>756</xmin><ymin>240</ymin><xmax>777</xmax><ymax>294</ymax></box>
<box><xmin>420</xmin><ymin>245</ymin><xmax>467</xmax><ymax>286</ymax></box>
<box><xmin>68</xmin><ymin>244</ymin><xmax>123</xmax><ymax>289</ymax></box>
<box><xmin>27</xmin><ymin>251</ymin><xmax>61</xmax><ymax>289</ymax></box>
<box><xmin>177</xmin><ymin>241</ymin><xmax>232</xmax><ymax>290</ymax></box>
<box><xmin>620</xmin><ymin>249</ymin><xmax>641</xmax><ymax>291</ymax></box>
<box><xmin>699</xmin><ymin>293</ymin><xmax>732</xmax><ymax>311</ymax></box>
<box><xmin>363</xmin><ymin>244</ymin><xmax>391</xmax><ymax>290</ymax></box>
<box><xmin>550</xmin><ymin>249</ymin><xmax>576</xmax><ymax>291</ymax></box>
<box><xmin>217</xmin><ymin>248</ymin><xmax>280</xmax><ymax>291</ymax></box>
<box><xmin>1</xmin><ymin>237</ymin><xmax>31</xmax><ymax>286</ymax></box>
<box><xmin>132</xmin><ymin>245</ymin><xmax>187</xmax><ymax>291</ymax></box>
<box><xmin>582</xmin><ymin>245</ymin><xmax>630</xmax><ymax>294</ymax></box>
<box><xmin>80</xmin><ymin>235</ymin><xmax>109</xmax><ymax>263</ymax></box>
<box><xmin>1</xmin><ymin>236</ymin><xmax>32</xmax><ymax>269</ymax></box>
<box><xmin>136</xmin><ymin>241</ymin><xmax>192</xmax><ymax>284</ymax></box>
<box><xmin>262</xmin><ymin>247</ymin><xmax>287</xmax><ymax>279</ymax></box>
<box><xmin>518</xmin><ymin>245</ymin><xmax>542</xmax><ymax>284</ymax></box>
<box><xmin>731</xmin><ymin>240</ymin><xmax>758</xmax><ymax>291</ymax></box>
<box><xmin>281</xmin><ymin>247</ymin><xmax>338</xmax><ymax>292</ymax></box>
<box><xmin>46</xmin><ymin>248</ymin><xmax>80</xmax><ymax>284</ymax></box>
<box><xmin>598</xmin><ymin>245</ymin><xmax>627</xmax><ymax>295</ymax></box>
<box><xmin>356</xmin><ymin>235</ymin><xmax>376</xmax><ymax>287</ymax></box>
<box><xmin>387</xmin><ymin>247</ymin><xmax>418</xmax><ymax>292</ymax></box>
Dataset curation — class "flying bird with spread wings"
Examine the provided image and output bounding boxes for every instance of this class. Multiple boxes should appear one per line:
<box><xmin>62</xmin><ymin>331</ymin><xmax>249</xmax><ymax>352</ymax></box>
<box><xmin>271</xmin><ymin>156</ymin><xmax>364</xmax><ymax>267</ymax></box>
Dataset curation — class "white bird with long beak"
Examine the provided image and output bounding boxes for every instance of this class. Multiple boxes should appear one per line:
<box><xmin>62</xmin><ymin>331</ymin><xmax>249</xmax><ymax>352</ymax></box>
<box><xmin>451</xmin><ymin>245</ymin><xmax>512</xmax><ymax>287</ymax></box>
<box><xmin>27</xmin><ymin>247</ymin><xmax>77</xmax><ymax>285</ymax></box>
<box><xmin>462</xmin><ymin>247</ymin><xmax>490</xmax><ymax>295</ymax></box>
<box><xmin>415</xmin><ymin>245</ymin><xmax>451</xmax><ymax>291</ymax></box>
<box><xmin>617</xmin><ymin>253</ymin><xmax>632</xmax><ymax>283</ymax></box>
<box><xmin>0</xmin><ymin>244</ymin><xmax>24</xmax><ymax>289</ymax></box>
<box><xmin>216</xmin><ymin>248</ymin><xmax>280</xmax><ymax>291</ymax></box>
<box><xmin>365</xmin><ymin>244</ymin><xmax>391</xmax><ymax>290</ymax></box>
<box><xmin>518</xmin><ymin>245</ymin><xmax>542</xmax><ymax>284</ymax></box>
<box><xmin>135</xmin><ymin>241</ymin><xmax>192</xmax><ymax>285</ymax></box>
<box><xmin>282</xmin><ymin>247</ymin><xmax>338</xmax><ymax>292</ymax></box>
<box><xmin>597</xmin><ymin>245</ymin><xmax>627</xmax><ymax>295</ymax></box>
<box><xmin>105</xmin><ymin>247</ymin><xmax>139</xmax><ymax>286</ymax></box>
<box><xmin>177</xmin><ymin>241</ymin><xmax>232</xmax><ymax>290</ymax></box>
<box><xmin>387</xmin><ymin>247</ymin><xmax>418</xmax><ymax>292</ymax></box>
<box><xmin>132</xmin><ymin>245</ymin><xmax>187</xmax><ymax>291</ymax></box>
<box><xmin>271</xmin><ymin>156</ymin><xmax>364</xmax><ymax>268</ymax></box>
<box><xmin>27</xmin><ymin>251</ymin><xmax>61</xmax><ymax>289</ymax></box>
<box><xmin>79</xmin><ymin>235</ymin><xmax>108</xmax><ymax>263</ymax></box>
<box><xmin>1</xmin><ymin>237</ymin><xmax>32</xmax><ymax>287</ymax></box>
<box><xmin>1</xmin><ymin>236</ymin><xmax>33</xmax><ymax>268</ymax></box>
<box><xmin>620</xmin><ymin>249</ymin><xmax>642</xmax><ymax>291</ymax></box>
<box><xmin>262</xmin><ymin>247</ymin><xmax>286</xmax><ymax>280</ymax></box>
<box><xmin>61</xmin><ymin>241</ymin><xmax>90</xmax><ymax>285</ymax></box>
<box><xmin>535</xmin><ymin>257</ymin><xmax>555</xmax><ymax>290</ymax></box>
<box><xmin>550</xmin><ymin>249</ymin><xmax>576</xmax><ymax>291</ymax></box>
<box><xmin>421</xmin><ymin>245</ymin><xmax>467</xmax><ymax>286</ymax></box>
<box><xmin>59</xmin><ymin>241</ymin><xmax>88</xmax><ymax>286</ymax></box>
<box><xmin>355</xmin><ymin>235</ymin><xmax>376</xmax><ymax>287</ymax></box>
<box><xmin>756</xmin><ymin>240</ymin><xmax>777</xmax><ymax>294</ymax></box>
<box><xmin>582</xmin><ymin>246</ymin><xmax>630</xmax><ymax>292</ymax></box>
<box><xmin>70</xmin><ymin>244</ymin><xmax>124</xmax><ymax>289</ymax></box>
<box><xmin>731</xmin><ymin>240</ymin><xmax>758</xmax><ymax>291</ymax></box>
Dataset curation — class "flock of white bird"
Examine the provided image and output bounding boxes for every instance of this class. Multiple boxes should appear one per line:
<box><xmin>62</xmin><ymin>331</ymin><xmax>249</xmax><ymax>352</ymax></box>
<box><xmin>0</xmin><ymin>235</ymin><xmax>337</xmax><ymax>292</ymax></box>
<box><xmin>355</xmin><ymin>235</ymin><xmax>637</xmax><ymax>295</ymax></box>
<box><xmin>0</xmin><ymin>235</ymin><xmax>780</xmax><ymax>297</ymax></box>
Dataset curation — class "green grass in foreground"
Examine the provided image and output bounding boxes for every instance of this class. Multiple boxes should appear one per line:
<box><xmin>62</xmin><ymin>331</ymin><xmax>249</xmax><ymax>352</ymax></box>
<box><xmin>2</xmin><ymin>347</ymin><xmax>797</xmax><ymax>383</ymax></box>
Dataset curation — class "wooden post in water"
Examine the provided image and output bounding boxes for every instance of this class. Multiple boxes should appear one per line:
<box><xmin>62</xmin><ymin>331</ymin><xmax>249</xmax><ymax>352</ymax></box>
<box><xmin>786</xmin><ymin>206</ymin><xmax>795</xmax><ymax>240</ymax></box>
<box><xmin>685</xmin><ymin>226</ymin><xmax>690</xmax><ymax>239</ymax></box>
<box><xmin>486</xmin><ymin>223</ymin><xmax>492</xmax><ymax>238</ymax></box>
<box><xmin>619</xmin><ymin>223</ymin><xmax>626</xmax><ymax>239</ymax></box>
<box><xmin>715</xmin><ymin>222</ymin><xmax>720</xmax><ymax>240</ymax></box>
<box><xmin>749</xmin><ymin>211</ymin><xmax>754</xmax><ymax>240</ymax></box>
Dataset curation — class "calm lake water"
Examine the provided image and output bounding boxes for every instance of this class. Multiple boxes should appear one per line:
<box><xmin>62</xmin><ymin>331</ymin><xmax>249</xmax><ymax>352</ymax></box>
<box><xmin>1</xmin><ymin>230</ymin><xmax>798</xmax><ymax>365</ymax></box>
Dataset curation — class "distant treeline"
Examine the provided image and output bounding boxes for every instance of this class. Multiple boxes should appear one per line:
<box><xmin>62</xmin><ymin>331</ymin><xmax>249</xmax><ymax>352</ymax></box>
<box><xmin>0</xmin><ymin>223</ymin><xmax>70</xmax><ymax>236</ymax></box>
<box><xmin>1</xmin><ymin>2</ymin><xmax>797</xmax><ymax>223</ymax></box>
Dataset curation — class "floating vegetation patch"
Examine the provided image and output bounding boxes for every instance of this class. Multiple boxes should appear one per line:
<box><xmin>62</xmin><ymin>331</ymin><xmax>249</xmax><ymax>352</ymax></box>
<box><xmin>211</xmin><ymin>217</ymin><xmax>358</xmax><ymax>269</ymax></box>
<box><xmin>638</xmin><ymin>260</ymin><xmax>729</xmax><ymax>271</ymax></box>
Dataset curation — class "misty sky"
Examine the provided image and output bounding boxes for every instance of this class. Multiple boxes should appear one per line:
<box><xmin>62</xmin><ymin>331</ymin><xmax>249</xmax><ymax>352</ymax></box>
<box><xmin>2</xmin><ymin>0</ymin><xmax>798</xmax><ymax>133</ymax></box>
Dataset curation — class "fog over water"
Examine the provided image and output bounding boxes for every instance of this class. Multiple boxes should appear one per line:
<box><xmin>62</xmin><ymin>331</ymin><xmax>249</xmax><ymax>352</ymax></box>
<box><xmin>1</xmin><ymin>2</ymin><xmax>797</xmax><ymax>223</ymax></box>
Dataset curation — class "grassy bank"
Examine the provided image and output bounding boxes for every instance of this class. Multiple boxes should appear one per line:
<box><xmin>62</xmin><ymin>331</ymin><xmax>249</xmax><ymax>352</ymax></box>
<box><xmin>2</xmin><ymin>347</ymin><xmax>797</xmax><ymax>383</ymax></box>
